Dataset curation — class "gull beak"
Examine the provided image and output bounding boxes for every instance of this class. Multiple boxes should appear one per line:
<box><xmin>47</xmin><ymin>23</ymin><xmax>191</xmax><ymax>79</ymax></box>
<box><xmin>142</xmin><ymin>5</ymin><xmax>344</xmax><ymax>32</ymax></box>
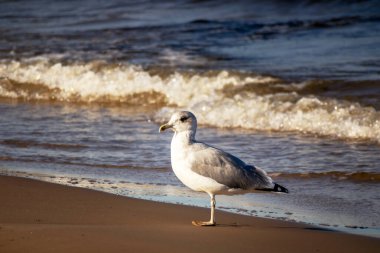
<box><xmin>159</xmin><ymin>123</ymin><xmax>173</xmax><ymax>133</ymax></box>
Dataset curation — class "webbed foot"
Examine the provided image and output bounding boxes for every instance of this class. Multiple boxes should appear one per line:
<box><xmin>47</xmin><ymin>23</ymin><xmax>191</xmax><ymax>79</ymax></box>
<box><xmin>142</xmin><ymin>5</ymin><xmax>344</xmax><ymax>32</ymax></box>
<box><xmin>192</xmin><ymin>220</ymin><xmax>216</xmax><ymax>226</ymax></box>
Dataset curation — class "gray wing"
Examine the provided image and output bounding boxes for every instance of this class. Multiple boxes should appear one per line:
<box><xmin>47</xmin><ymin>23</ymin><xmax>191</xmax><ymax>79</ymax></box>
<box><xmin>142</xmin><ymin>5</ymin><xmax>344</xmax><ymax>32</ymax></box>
<box><xmin>189</xmin><ymin>142</ymin><xmax>273</xmax><ymax>189</ymax></box>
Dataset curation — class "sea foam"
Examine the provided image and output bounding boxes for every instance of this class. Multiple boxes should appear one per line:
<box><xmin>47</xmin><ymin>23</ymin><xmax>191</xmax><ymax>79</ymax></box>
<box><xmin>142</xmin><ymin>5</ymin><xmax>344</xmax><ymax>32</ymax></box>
<box><xmin>1</xmin><ymin>59</ymin><xmax>379</xmax><ymax>142</ymax></box>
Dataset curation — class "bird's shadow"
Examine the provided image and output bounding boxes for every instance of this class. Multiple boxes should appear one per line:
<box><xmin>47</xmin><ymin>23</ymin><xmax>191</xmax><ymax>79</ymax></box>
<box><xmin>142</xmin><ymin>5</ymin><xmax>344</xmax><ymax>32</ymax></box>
<box><xmin>273</xmin><ymin>225</ymin><xmax>337</xmax><ymax>233</ymax></box>
<box><xmin>214</xmin><ymin>223</ymin><xmax>251</xmax><ymax>228</ymax></box>
<box><xmin>302</xmin><ymin>226</ymin><xmax>337</xmax><ymax>232</ymax></box>
<box><xmin>210</xmin><ymin>223</ymin><xmax>337</xmax><ymax>233</ymax></box>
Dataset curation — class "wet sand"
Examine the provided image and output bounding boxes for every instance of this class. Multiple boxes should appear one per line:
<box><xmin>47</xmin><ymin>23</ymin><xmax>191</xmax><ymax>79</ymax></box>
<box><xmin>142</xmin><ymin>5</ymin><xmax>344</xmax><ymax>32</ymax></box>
<box><xmin>0</xmin><ymin>175</ymin><xmax>379</xmax><ymax>253</ymax></box>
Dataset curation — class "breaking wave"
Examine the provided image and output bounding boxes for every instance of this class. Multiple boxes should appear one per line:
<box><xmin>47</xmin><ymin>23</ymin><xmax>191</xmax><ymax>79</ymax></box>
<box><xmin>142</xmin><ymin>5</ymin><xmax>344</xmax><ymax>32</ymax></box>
<box><xmin>1</xmin><ymin>59</ymin><xmax>379</xmax><ymax>143</ymax></box>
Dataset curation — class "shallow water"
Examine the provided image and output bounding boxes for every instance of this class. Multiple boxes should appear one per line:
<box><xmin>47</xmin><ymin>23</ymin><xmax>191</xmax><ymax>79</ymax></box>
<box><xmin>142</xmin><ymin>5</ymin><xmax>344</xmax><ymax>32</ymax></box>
<box><xmin>0</xmin><ymin>0</ymin><xmax>379</xmax><ymax>238</ymax></box>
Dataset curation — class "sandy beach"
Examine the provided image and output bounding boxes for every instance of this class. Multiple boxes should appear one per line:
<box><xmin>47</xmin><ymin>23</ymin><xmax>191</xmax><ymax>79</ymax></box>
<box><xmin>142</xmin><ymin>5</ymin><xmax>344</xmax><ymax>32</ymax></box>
<box><xmin>0</xmin><ymin>175</ymin><xmax>379</xmax><ymax>253</ymax></box>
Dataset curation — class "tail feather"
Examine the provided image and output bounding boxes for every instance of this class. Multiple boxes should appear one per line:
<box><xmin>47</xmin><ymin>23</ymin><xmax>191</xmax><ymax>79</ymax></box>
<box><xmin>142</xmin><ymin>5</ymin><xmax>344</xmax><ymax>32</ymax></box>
<box><xmin>273</xmin><ymin>183</ymin><xmax>289</xmax><ymax>193</ymax></box>
<box><xmin>258</xmin><ymin>183</ymin><xmax>289</xmax><ymax>193</ymax></box>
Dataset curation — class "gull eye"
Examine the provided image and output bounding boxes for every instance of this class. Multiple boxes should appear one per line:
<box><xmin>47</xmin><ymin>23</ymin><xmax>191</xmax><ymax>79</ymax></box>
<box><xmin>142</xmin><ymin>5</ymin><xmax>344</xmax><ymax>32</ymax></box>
<box><xmin>180</xmin><ymin>116</ymin><xmax>189</xmax><ymax>122</ymax></box>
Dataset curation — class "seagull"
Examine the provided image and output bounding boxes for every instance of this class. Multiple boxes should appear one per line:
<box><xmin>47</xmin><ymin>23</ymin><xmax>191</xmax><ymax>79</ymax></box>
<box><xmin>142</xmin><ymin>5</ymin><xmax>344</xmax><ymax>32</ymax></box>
<box><xmin>159</xmin><ymin>111</ymin><xmax>288</xmax><ymax>226</ymax></box>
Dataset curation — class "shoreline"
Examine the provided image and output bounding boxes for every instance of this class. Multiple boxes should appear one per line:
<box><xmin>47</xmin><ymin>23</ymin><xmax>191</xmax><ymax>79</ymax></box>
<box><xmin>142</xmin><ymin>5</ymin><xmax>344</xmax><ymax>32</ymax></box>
<box><xmin>1</xmin><ymin>175</ymin><xmax>379</xmax><ymax>253</ymax></box>
<box><xmin>2</xmin><ymin>169</ymin><xmax>378</xmax><ymax>238</ymax></box>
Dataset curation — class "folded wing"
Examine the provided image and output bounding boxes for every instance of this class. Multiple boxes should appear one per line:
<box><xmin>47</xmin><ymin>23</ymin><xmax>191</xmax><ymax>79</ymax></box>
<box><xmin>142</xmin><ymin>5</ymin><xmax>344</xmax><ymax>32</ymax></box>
<box><xmin>189</xmin><ymin>142</ymin><xmax>273</xmax><ymax>190</ymax></box>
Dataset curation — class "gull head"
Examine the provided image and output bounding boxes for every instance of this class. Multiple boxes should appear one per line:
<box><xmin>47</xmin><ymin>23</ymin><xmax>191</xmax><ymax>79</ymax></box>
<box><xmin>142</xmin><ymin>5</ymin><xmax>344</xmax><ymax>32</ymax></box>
<box><xmin>159</xmin><ymin>111</ymin><xmax>197</xmax><ymax>134</ymax></box>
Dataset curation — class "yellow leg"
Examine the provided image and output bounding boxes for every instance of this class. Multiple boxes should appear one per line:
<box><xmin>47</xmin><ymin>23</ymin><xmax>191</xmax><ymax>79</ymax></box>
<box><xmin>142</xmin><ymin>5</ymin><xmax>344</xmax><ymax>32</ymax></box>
<box><xmin>192</xmin><ymin>194</ymin><xmax>216</xmax><ymax>226</ymax></box>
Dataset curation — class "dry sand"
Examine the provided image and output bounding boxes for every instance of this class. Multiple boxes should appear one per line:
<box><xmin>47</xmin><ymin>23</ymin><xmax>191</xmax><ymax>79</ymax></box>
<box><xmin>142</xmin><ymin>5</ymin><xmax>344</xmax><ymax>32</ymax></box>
<box><xmin>0</xmin><ymin>175</ymin><xmax>379</xmax><ymax>253</ymax></box>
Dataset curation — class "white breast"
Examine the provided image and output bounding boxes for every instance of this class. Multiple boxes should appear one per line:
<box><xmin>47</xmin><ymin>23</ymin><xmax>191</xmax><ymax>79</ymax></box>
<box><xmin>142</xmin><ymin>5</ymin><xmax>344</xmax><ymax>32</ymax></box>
<box><xmin>170</xmin><ymin>132</ymin><xmax>228</xmax><ymax>195</ymax></box>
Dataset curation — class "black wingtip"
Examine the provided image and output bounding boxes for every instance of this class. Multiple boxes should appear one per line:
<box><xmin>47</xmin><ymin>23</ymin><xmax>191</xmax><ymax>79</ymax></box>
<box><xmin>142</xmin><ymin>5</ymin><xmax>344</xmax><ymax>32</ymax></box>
<box><xmin>274</xmin><ymin>183</ymin><xmax>289</xmax><ymax>193</ymax></box>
